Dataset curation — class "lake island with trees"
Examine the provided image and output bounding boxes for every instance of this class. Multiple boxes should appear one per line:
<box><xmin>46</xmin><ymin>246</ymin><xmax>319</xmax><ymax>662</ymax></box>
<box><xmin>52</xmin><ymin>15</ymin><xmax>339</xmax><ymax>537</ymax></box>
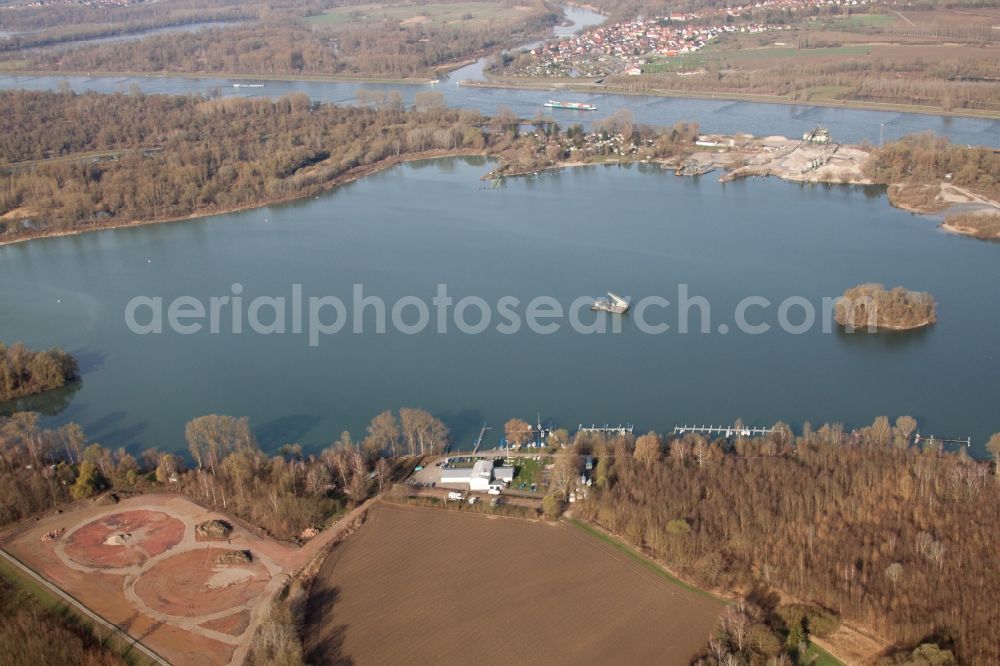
<box><xmin>835</xmin><ymin>284</ymin><xmax>937</xmax><ymax>332</ymax></box>
<box><xmin>0</xmin><ymin>342</ymin><xmax>78</xmax><ymax>404</ymax></box>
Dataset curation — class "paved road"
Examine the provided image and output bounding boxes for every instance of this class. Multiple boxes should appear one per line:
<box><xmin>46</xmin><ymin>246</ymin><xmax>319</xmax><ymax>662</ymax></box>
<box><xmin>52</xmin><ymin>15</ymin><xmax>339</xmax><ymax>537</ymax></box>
<box><xmin>0</xmin><ymin>546</ymin><xmax>169</xmax><ymax>666</ymax></box>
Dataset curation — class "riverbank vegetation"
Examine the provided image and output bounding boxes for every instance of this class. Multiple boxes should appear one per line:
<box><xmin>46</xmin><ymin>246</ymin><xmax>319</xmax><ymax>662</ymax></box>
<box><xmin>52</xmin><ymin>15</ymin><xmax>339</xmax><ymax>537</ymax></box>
<box><xmin>863</xmin><ymin>134</ymin><xmax>1000</xmax><ymax>210</ymax></box>
<box><xmin>0</xmin><ymin>89</ymin><xmax>698</xmax><ymax>243</ymax></box>
<box><xmin>12</xmin><ymin>2</ymin><xmax>559</xmax><ymax>80</ymax></box>
<box><xmin>942</xmin><ymin>210</ymin><xmax>1000</xmax><ymax>241</ymax></box>
<box><xmin>572</xmin><ymin>419</ymin><xmax>1000</xmax><ymax>664</ymax></box>
<box><xmin>834</xmin><ymin>283</ymin><xmax>937</xmax><ymax>331</ymax></box>
<box><xmin>0</xmin><ymin>343</ymin><xmax>78</xmax><ymax>404</ymax></box>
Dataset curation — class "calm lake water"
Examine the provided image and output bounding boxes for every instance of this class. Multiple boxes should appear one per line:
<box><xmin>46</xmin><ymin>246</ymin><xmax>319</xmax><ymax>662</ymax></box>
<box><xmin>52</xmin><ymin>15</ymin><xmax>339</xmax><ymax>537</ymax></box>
<box><xmin>2</xmin><ymin>159</ymin><xmax>998</xmax><ymax>455</ymax></box>
<box><xmin>1</xmin><ymin>7</ymin><xmax>998</xmax><ymax>456</ymax></box>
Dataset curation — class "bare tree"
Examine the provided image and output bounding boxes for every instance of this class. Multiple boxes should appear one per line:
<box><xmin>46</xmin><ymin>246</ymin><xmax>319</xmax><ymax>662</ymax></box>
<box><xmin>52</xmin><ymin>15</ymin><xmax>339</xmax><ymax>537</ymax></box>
<box><xmin>505</xmin><ymin>418</ymin><xmax>533</xmax><ymax>450</ymax></box>
<box><xmin>185</xmin><ymin>415</ymin><xmax>257</xmax><ymax>476</ymax></box>
<box><xmin>634</xmin><ymin>431</ymin><xmax>662</xmax><ymax>466</ymax></box>
<box><xmin>886</xmin><ymin>562</ymin><xmax>903</xmax><ymax>590</ymax></box>
<box><xmin>366</xmin><ymin>410</ymin><xmax>400</xmax><ymax>457</ymax></box>
<box><xmin>551</xmin><ymin>448</ymin><xmax>581</xmax><ymax>499</ymax></box>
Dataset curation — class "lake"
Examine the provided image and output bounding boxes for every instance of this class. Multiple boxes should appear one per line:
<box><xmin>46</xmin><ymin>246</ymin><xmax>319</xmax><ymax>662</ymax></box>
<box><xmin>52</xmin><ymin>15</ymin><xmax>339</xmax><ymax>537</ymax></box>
<box><xmin>2</xmin><ymin>158</ymin><xmax>998</xmax><ymax>455</ymax></box>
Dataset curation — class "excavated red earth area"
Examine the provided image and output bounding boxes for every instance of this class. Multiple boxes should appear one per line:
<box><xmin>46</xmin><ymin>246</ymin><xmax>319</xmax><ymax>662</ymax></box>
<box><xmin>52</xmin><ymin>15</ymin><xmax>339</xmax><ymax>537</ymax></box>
<box><xmin>64</xmin><ymin>510</ymin><xmax>185</xmax><ymax>568</ymax></box>
<box><xmin>134</xmin><ymin>548</ymin><xmax>269</xmax><ymax>616</ymax></box>
<box><xmin>200</xmin><ymin>609</ymin><xmax>252</xmax><ymax>637</ymax></box>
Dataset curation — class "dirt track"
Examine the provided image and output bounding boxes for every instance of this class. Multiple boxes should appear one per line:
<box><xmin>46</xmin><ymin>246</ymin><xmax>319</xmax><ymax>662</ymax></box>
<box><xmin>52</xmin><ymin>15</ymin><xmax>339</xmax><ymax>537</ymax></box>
<box><xmin>304</xmin><ymin>504</ymin><xmax>722</xmax><ymax>665</ymax></box>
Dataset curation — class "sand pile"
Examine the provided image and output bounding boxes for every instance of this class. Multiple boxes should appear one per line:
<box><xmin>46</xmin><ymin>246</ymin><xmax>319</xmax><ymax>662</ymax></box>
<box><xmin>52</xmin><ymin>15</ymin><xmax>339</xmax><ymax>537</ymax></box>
<box><xmin>104</xmin><ymin>533</ymin><xmax>131</xmax><ymax>546</ymax></box>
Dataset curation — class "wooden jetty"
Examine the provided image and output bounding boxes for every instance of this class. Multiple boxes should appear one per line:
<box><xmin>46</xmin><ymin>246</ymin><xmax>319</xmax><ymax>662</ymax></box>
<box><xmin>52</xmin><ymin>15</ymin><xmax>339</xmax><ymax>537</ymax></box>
<box><xmin>471</xmin><ymin>423</ymin><xmax>492</xmax><ymax>455</ymax></box>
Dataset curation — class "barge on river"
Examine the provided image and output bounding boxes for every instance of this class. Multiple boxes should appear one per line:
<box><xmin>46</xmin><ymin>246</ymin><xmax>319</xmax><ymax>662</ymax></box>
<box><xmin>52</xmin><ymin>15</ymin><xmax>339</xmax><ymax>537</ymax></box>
<box><xmin>544</xmin><ymin>100</ymin><xmax>597</xmax><ymax>111</ymax></box>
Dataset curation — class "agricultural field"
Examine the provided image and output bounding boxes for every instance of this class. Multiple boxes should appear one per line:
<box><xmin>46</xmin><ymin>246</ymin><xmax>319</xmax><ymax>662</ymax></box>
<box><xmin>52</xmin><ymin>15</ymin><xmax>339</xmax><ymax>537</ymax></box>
<box><xmin>304</xmin><ymin>503</ymin><xmax>722</xmax><ymax>664</ymax></box>
<box><xmin>306</xmin><ymin>2</ymin><xmax>538</xmax><ymax>29</ymax></box>
<box><xmin>0</xmin><ymin>494</ymin><xmax>307</xmax><ymax>666</ymax></box>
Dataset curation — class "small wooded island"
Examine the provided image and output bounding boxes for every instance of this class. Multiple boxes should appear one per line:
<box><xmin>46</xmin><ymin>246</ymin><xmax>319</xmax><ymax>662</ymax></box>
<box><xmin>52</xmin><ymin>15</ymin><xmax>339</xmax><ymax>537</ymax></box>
<box><xmin>0</xmin><ymin>342</ymin><xmax>79</xmax><ymax>403</ymax></box>
<box><xmin>835</xmin><ymin>284</ymin><xmax>937</xmax><ymax>332</ymax></box>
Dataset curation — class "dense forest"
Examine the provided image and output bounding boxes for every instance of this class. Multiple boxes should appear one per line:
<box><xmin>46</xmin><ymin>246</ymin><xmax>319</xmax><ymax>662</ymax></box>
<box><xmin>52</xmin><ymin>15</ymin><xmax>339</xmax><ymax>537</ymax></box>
<box><xmin>17</xmin><ymin>3</ymin><xmax>558</xmax><ymax>80</ymax></box>
<box><xmin>0</xmin><ymin>342</ymin><xmax>78</xmax><ymax>403</ymax></box>
<box><xmin>0</xmin><ymin>90</ymin><xmax>699</xmax><ymax>242</ymax></box>
<box><xmin>0</xmin><ymin>90</ymin><xmax>492</xmax><ymax>240</ymax></box>
<box><xmin>835</xmin><ymin>284</ymin><xmax>937</xmax><ymax>331</ymax></box>
<box><xmin>571</xmin><ymin>421</ymin><xmax>1000</xmax><ymax>664</ymax></box>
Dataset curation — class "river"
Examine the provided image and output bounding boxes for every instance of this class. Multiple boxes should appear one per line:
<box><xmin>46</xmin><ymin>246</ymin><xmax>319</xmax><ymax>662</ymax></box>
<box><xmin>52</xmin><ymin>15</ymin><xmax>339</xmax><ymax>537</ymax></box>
<box><xmin>0</xmin><ymin>5</ymin><xmax>998</xmax><ymax>147</ymax></box>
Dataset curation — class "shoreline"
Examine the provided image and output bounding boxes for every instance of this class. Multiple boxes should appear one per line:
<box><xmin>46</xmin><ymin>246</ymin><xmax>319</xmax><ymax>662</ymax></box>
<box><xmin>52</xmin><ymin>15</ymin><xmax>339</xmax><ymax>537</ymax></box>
<box><xmin>461</xmin><ymin>77</ymin><xmax>1000</xmax><ymax>121</ymax></box>
<box><xmin>0</xmin><ymin>149</ymin><xmax>489</xmax><ymax>248</ymax></box>
<box><xmin>0</xmin><ymin>68</ymin><xmax>439</xmax><ymax>85</ymax></box>
<box><xmin>3</xmin><ymin>132</ymin><xmax>998</xmax><ymax>247</ymax></box>
<box><xmin>4</xmin><ymin>67</ymin><xmax>1000</xmax><ymax>121</ymax></box>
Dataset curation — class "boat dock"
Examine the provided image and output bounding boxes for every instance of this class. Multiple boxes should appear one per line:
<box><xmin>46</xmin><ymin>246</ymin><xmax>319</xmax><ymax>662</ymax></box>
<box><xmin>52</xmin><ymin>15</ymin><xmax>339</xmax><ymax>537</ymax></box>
<box><xmin>675</xmin><ymin>160</ymin><xmax>716</xmax><ymax>177</ymax></box>
<box><xmin>578</xmin><ymin>423</ymin><xmax>634</xmax><ymax>435</ymax></box>
<box><xmin>673</xmin><ymin>425</ymin><xmax>775</xmax><ymax>437</ymax></box>
<box><xmin>471</xmin><ymin>423</ymin><xmax>493</xmax><ymax>455</ymax></box>
<box><xmin>912</xmin><ymin>433</ymin><xmax>971</xmax><ymax>448</ymax></box>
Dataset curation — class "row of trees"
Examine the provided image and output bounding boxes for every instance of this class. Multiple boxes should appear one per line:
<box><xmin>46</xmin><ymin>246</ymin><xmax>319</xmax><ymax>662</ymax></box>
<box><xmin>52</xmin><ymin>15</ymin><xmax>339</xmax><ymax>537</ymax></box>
<box><xmin>0</xmin><ymin>405</ymin><xmax>446</xmax><ymax>540</ymax></box>
<box><xmin>0</xmin><ymin>342</ymin><xmax>79</xmax><ymax>403</ymax></box>
<box><xmin>177</xmin><ymin>409</ymin><xmax>446</xmax><ymax>538</ymax></box>
<box><xmin>568</xmin><ymin>419</ymin><xmax>1000</xmax><ymax>664</ymax></box>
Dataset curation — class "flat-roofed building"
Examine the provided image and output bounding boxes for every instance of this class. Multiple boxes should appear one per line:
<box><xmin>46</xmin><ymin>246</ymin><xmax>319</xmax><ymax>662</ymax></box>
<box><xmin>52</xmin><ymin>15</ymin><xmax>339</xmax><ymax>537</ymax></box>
<box><xmin>469</xmin><ymin>459</ymin><xmax>494</xmax><ymax>491</ymax></box>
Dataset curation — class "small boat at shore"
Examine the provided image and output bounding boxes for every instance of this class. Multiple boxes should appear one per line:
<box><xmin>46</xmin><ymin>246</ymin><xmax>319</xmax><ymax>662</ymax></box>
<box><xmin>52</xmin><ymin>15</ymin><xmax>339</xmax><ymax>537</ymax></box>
<box><xmin>544</xmin><ymin>100</ymin><xmax>597</xmax><ymax>111</ymax></box>
<box><xmin>233</xmin><ymin>83</ymin><xmax>265</xmax><ymax>88</ymax></box>
<box><xmin>591</xmin><ymin>292</ymin><xmax>630</xmax><ymax>314</ymax></box>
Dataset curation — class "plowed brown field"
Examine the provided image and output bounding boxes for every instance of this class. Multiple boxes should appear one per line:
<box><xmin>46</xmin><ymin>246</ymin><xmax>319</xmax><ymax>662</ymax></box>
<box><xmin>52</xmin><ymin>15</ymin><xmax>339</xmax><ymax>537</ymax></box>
<box><xmin>305</xmin><ymin>504</ymin><xmax>722</xmax><ymax>665</ymax></box>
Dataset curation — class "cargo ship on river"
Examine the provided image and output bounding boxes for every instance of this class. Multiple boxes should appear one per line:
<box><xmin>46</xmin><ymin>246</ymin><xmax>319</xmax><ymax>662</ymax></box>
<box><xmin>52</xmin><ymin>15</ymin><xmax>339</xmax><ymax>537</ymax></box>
<box><xmin>544</xmin><ymin>100</ymin><xmax>597</xmax><ymax>111</ymax></box>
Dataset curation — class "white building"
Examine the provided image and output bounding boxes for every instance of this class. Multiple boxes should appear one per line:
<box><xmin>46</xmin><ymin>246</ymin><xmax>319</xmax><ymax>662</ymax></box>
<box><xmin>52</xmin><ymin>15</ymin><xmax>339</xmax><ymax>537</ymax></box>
<box><xmin>440</xmin><ymin>459</ymin><xmax>501</xmax><ymax>491</ymax></box>
<box><xmin>469</xmin><ymin>459</ymin><xmax>494</xmax><ymax>491</ymax></box>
